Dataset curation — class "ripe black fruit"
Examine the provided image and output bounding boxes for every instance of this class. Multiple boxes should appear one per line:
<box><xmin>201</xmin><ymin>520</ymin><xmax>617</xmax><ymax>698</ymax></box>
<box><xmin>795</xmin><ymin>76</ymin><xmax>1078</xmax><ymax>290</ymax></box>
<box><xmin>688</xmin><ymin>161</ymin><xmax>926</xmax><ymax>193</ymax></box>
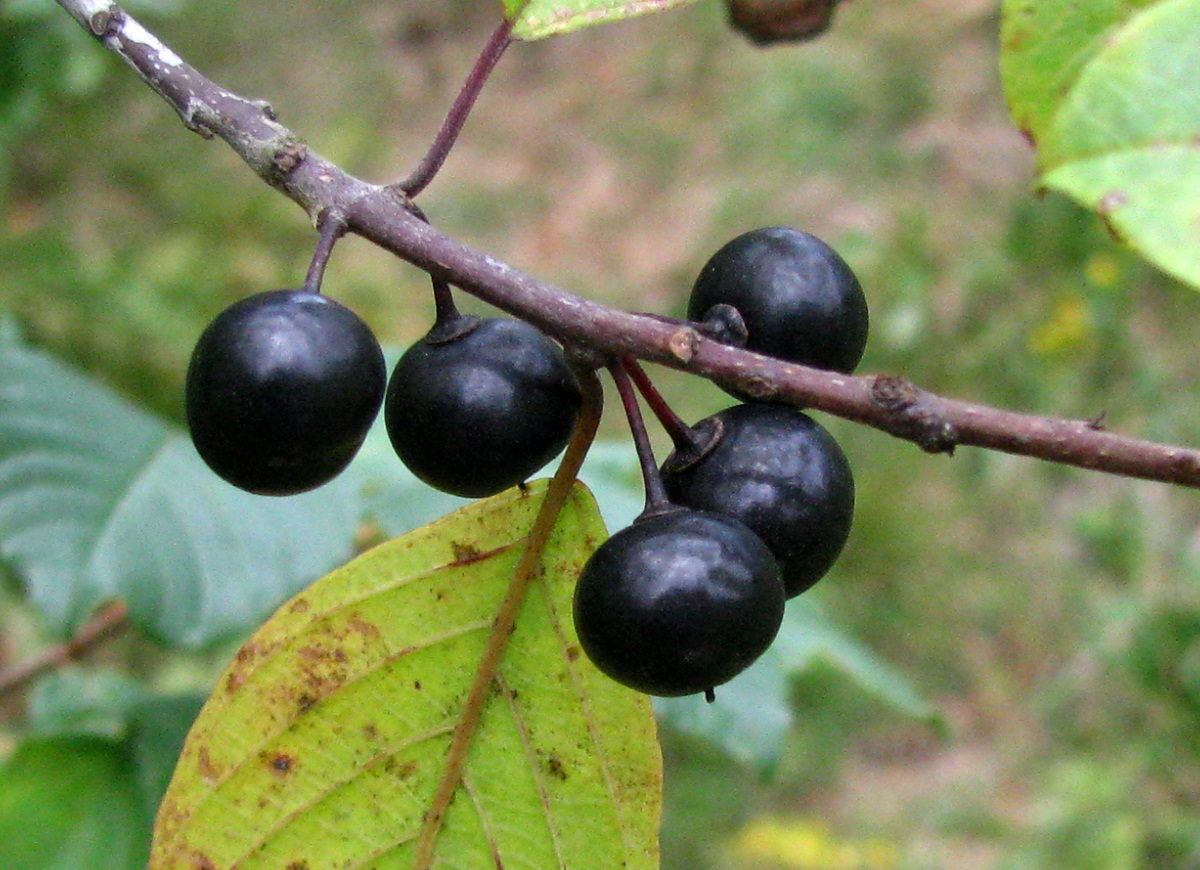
<box><xmin>573</xmin><ymin>509</ymin><xmax>785</xmax><ymax>697</ymax></box>
<box><xmin>186</xmin><ymin>289</ymin><xmax>386</xmax><ymax>496</ymax></box>
<box><xmin>385</xmin><ymin>317</ymin><xmax>582</xmax><ymax>498</ymax></box>
<box><xmin>688</xmin><ymin>227</ymin><xmax>868</xmax><ymax>375</ymax></box>
<box><xmin>662</xmin><ymin>403</ymin><xmax>854</xmax><ymax>598</ymax></box>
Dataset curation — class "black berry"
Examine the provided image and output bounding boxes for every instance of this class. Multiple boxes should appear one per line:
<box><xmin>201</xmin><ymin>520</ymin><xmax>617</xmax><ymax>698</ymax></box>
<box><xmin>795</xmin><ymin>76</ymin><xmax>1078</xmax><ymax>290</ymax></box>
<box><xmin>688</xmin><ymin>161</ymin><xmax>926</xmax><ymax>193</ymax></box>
<box><xmin>385</xmin><ymin>317</ymin><xmax>582</xmax><ymax>498</ymax></box>
<box><xmin>662</xmin><ymin>403</ymin><xmax>854</xmax><ymax>598</ymax></box>
<box><xmin>186</xmin><ymin>289</ymin><xmax>386</xmax><ymax>496</ymax></box>
<box><xmin>573</xmin><ymin>509</ymin><xmax>785</xmax><ymax>697</ymax></box>
<box><xmin>688</xmin><ymin>227</ymin><xmax>868</xmax><ymax>375</ymax></box>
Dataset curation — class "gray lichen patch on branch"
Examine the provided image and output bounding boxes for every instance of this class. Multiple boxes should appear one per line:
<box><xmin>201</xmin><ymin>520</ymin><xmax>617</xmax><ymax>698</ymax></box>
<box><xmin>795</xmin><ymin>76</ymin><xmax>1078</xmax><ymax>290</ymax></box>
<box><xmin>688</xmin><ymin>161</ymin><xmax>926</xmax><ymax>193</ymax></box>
<box><xmin>71</xmin><ymin>0</ymin><xmax>321</xmax><ymax>201</ymax></box>
<box><xmin>54</xmin><ymin>0</ymin><xmax>116</xmax><ymax>34</ymax></box>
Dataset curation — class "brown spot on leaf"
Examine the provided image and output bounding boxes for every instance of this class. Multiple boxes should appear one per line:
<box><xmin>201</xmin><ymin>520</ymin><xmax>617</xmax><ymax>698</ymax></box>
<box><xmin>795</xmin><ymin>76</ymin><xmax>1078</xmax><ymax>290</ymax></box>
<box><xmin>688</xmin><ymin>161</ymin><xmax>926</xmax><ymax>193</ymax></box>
<box><xmin>347</xmin><ymin>614</ymin><xmax>382</xmax><ymax>638</ymax></box>
<box><xmin>452</xmin><ymin>541</ymin><xmax>485</xmax><ymax>564</ymax></box>
<box><xmin>566</xmin><ymin>645</ymin><xmax>581</xmax><ymax>662</ymax></box>
<box><xmin>298</xmin><ymin>644</ymin><xmax>348</xmax><ymax>668</ymax></box>
<box><xmin>197</xmin><ymin>746</ymin><xmax>221</xmax><ymax>783</ymax></box>
<box><xmin>225</xmin><ymin>641</ymin><xmax>264</xmax><ymax>693</ymax></box>
<box><xmin>288</xmin><ymin>597</ymin><xmax>311</xmax><ymax>614</ymax></box>
<box><xmin>385</xmin><ymin>757</ymin><xmax>419</xmax><ymax>779</ymax></box>
<box><xmin>287</xmin><ymin>862</ymin><xmax>310</xmax><ymax>870</ymax></box>
<box><xmin>290</xmin><ymin>632</ymin><xmax>358</xmax><ymax>705</ymax></box>
<box><xmin>544</xmin><ymin>754</ymin><xmax>569</xmax><ymax>781</ymax></box>
<box><xmin>189</xmin><ymin>852</ymin><xmax>217</xmax><ymax>870</ymax></box>
<box><xmin>269</xmin><ymin>753</ymin><xmax>295</xmax><ymax>776</ymax></box>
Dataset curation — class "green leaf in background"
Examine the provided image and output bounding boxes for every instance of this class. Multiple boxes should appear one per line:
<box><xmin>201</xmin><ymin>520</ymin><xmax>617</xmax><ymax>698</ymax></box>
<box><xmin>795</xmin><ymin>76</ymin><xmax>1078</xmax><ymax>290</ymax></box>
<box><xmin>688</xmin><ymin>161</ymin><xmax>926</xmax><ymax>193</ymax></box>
<box><xmin>504</xmin><ymin>0</ymin><xmax>700</xmax><ymax>40</ymax></box>
<box><xmin>656</xmin><ymin>598</ymin><xmax>939</xmax><ymax>775</ymax></box>
<box><xmin>0</xmin><ymin>323</ymin><xmax>360</xmax><ymax>647</ymax></box>
<box><xmin>574</xmin><ymin>440</ymin><xmax>647</xmax><ymax>532</ymax></box>
<box><xmin>351</xmin><ymin>415</ymin><xmax>472</xmax><ymax>539</ymax></box>
<box><xmin>0</xmin><ymin>320</ymin><xmax>167</xmax><ymax>630</ymax></box>
<box><xmin>0</xmin><ymin>674</ymin><xmax>205</xmax><ymax>870</ymax></box>
<box><xmin>128</xmin><ymin>693</ymin><xmax>210</xmax><ymax>823</ymax></box>
<box><xmin>28</xmin><ymin>669</ymin><xmax>147</xmax><ymax>742</ymax></box>
<box><xmin>0</xmin><ymin>738</ymin><xmax>147</xmax><ymax>870</ymax></box>
<box><xmin>151</xmin><ymin>481</ymin><xmax>661</xmax><ymax>870</ymax></box>
<box><xmin>1000</xmin><ymin>0</ymin><xmax>1200</xmax><ymax>289</ymax></box>
<box><xmin>93</xmin><ymin>439</ymin><xmax>359</xmax><ymax>648</ymax></box>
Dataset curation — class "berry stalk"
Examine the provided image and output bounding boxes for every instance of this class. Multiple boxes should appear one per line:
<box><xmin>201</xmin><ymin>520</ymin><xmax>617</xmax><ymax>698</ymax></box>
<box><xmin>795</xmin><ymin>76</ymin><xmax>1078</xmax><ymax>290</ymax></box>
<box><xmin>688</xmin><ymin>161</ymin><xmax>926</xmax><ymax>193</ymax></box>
<box><xmin>301</xmin><ymin>209</ymin><xmax>346</xmax><ymax>296</ymax></box>
<box><xmin>609</xmin><ymin>358</ymin><xmax>673</xmax><ymax>516</ymax></box>
<box><xmin>397</xmin><ymin>19</ymin><xmax>515</xmax><ymax>198</ymax></box>
<box><xmin>624</xmin><ymin>358</ymin><xmax>704</xmax><ymax>455</ymax></box>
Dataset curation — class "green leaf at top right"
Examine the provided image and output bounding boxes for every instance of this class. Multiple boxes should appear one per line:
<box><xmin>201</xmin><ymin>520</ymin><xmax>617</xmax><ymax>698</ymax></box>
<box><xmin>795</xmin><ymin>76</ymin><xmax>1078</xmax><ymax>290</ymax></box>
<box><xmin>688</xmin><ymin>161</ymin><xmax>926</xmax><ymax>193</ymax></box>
<box><xmin>1000</xmin><ymin>0</ymin><xmax>1200</xmax><ymax>290</ymax></box>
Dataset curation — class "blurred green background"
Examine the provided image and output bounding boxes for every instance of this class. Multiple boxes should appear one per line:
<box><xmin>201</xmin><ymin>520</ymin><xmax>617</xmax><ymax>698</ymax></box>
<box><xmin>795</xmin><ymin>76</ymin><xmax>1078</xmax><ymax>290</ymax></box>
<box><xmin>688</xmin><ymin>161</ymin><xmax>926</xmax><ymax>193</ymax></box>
<box><xmin>4</xmin><ymin>0</ymin><xmax>1200</xmax><ymax>867</ymax></box>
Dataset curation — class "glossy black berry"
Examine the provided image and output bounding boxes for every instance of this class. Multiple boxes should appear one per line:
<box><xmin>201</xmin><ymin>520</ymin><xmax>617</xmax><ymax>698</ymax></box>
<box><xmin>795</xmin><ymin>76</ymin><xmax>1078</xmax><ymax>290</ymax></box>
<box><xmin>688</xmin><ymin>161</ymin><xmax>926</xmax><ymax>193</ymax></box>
<box><xmin>688</xmin><ymin>227</ymin><xmax>868</xmax><ymax>375</ymax></box>
<box><xmin>662</xmin><ymin>403</ymin><xmax>854</xmax><ymax>598</ymax></box>
<box><xmin>385</xmin><ymin>317</ymin><xmax>582</xmax><ymax>498</ymax></box>
<box><xmin>573</xmin><ymin>509</ymin><xmax>785</xmax><ymax>697</ymax></box>
<box><xmin>186</xmin><ymin>289</ymin><xmax>386</xmax><ymax>496</ymax></box>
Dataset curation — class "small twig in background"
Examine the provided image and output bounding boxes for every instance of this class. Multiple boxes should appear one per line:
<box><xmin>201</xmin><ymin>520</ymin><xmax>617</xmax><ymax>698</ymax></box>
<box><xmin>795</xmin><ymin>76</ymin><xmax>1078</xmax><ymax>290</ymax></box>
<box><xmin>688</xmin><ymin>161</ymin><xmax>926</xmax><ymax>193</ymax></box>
<box><xmin>0</xmin><ymin>600</ymin><xmax>131</xmax><ymax>701</ymax></box>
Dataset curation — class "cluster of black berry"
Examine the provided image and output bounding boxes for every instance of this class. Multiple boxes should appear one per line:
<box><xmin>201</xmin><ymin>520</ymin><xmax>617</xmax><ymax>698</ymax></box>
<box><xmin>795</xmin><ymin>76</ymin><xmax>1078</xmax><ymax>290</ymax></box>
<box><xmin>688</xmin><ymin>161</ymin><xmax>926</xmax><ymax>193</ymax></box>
<box><xmin>184</xmin><ymin>224</ymin><xmax>864</xmax><ymax>703</ymax></box>
<box><xmin>572</xmin><ymin>227</ymin><xmax>866</xmax><ymax>699</ymax></box>
<box><xmin>185</xmin><ymin>286</ymin><xmax>581</xmax><ymax>498</ymax></box>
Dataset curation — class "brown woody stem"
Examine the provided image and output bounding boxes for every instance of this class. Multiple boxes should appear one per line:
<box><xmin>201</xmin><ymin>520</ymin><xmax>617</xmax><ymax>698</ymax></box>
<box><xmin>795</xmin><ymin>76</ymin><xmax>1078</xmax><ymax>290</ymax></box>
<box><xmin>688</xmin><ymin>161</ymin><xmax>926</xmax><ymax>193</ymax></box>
<box><xmin>50</xmin><ymin>0</ymin><xmax>1200</xmax><ymax>489</ymax></box>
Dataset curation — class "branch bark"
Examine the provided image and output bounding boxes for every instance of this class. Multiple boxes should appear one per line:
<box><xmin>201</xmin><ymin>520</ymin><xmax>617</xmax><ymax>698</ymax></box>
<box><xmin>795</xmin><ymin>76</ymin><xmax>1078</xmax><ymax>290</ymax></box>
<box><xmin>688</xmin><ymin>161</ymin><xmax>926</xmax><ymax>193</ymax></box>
<box><xmin>0</xmin><ymin>601</ymin><xmax>130</xmax><ymax>701</ymax></box>
<box><xmin>52</xmin><ymin>0</ymin><xmax>1200</xmax><ymax>489</ymax></box>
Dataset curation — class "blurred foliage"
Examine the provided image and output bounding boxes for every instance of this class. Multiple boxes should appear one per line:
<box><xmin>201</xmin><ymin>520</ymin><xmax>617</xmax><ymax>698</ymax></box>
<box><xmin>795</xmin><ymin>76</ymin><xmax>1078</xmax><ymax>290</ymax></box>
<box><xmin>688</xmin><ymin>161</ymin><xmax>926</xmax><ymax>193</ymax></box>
<box><xmin>0</xmin><ymin>670</ymin><xmax>203</xmax><ymax>870</ymax></box>
<box><xmin>1001</xmin><ymin>0</ymin><xmax>1200</xmax><ymax>289</ymax></box>
<box><xmin>2</xmin><ymin>0</ymin><xmax>1200</xmax><ymax>868</ymax></box>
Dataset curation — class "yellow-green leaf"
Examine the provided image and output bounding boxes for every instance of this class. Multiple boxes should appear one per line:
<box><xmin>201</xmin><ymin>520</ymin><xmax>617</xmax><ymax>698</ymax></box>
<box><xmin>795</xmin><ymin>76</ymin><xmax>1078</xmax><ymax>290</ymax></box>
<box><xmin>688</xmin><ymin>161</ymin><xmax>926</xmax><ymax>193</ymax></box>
<box><xmin>1000</xmin><ymin>0</ymin><xmax>1200</xmax><ymax>289</ymax></box>
<box><xmin>149</xmin><ymin>481</ymin><xmax>661</xmax><ymax>870</ymax></box>
<box><xmin>503</xmin><ymin>0</ymin><xmax>700</xmax><ymax>40</ymax></box>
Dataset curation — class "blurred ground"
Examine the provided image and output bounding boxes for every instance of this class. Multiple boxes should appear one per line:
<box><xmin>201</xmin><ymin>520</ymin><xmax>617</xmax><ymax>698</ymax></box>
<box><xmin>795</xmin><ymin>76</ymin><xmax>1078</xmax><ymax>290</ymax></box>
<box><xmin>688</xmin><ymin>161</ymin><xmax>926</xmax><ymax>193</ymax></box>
<box><xmin>5</xmin><ymin>0</ymin><xmax>1200</xmax><ymax>867</ymax></box>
